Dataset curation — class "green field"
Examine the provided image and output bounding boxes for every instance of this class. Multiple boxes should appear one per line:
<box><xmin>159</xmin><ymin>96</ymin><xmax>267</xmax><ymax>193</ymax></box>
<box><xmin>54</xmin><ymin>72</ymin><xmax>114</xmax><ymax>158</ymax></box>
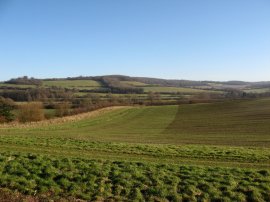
<box><xmin>0</xmin><ymin>83</ymin><xmax>36</xmax><ymax>89</ymax></box>
<box><xmin>143</xmin><ymin>86</ymin><xmax>219</xmax><ymax>94</ymax></box>
<box><xmin>121</xmin><ymin>81</ymin><xmax>148</xmax><ymax>87</ymax></box>
<box><xmin>43</xmin><ymin>80</ymin><xmax>101</xmax><ymax>90</ymax></box>
<box><xmin>244</xmin><ymin>88</ymin><xmax>270</xmax><ymax>93</ymax></box>
<box><xmin>0</xmin><ymin>99</ymin><xmax>270</xmax><ymax>200</ymax></box>
<box><xmin>0</xmin><ymin>152</ymin><xmax>269</xmax><ymax>201</ymax></box>
<box><xmin>0</xmin><ymin>80</ymin><xmax>102</xmax><ymax>91</ymax></box>
<box><xmin>3</xmin><ymin>99</ymin><xmax>269</xmax><ymax>146</ymax></box>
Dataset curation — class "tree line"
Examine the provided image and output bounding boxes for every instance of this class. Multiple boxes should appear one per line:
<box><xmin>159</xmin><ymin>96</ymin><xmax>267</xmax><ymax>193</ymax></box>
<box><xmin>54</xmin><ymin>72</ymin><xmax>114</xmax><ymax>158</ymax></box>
<box><xmin>5</xmin><ymin>76</ymin><xmax>42</xmax><ymax>86</ymax></box>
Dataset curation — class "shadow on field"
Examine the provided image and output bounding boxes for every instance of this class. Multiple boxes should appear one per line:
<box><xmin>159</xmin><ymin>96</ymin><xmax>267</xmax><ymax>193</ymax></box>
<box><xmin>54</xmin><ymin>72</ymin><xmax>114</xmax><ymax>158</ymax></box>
<box><xmin>163</xmin><ymin>105</ymin><xmax>181</xmax><ymax>134</ymax></box>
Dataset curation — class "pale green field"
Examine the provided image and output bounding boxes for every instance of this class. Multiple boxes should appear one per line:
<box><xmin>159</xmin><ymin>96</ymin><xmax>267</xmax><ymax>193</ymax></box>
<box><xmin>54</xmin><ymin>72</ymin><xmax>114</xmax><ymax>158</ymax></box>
<box><xmin>244</xmin><ymin>88</ymin><xmax>270</xmax><ymax>93</ymax></box>
<box><xmin>0</xmin><ymin>83</ymin><xmax>36</xmax><ymax>88</ymax></box>
<box><xmin>120</xmin><ymin>81</ymin><xmax>148</xmax><ymax>86</ymax></box>
<box><xmin>143</xmin><ymin>86</ymin><xmax>219</xmax><ymax>93</ymax></box>
<box><xmin>43</xmin><ymin>80</ymin><xmax>101</xmax><ymax>90</ymax></box>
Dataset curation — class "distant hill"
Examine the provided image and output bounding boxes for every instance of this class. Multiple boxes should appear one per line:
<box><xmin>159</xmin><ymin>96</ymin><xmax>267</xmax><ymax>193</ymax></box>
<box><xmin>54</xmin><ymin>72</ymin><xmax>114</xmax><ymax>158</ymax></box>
<box><xmin>2</xmin><ymin>75</ymin><xmax>270</xmax><ymax>96</ymax></box>
<box><xmin>41</xmin><ymin>75</ymin><xmax>270</xmax><ymax>89</ymax></box>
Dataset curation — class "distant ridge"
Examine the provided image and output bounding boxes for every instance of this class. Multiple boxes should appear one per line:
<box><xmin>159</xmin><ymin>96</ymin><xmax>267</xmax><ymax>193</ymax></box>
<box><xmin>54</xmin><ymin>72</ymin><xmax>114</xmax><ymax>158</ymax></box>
<box><xmin>2</xmin><ymin>75</ymin><xmax>270</xmax><ymax>89</ymax></box>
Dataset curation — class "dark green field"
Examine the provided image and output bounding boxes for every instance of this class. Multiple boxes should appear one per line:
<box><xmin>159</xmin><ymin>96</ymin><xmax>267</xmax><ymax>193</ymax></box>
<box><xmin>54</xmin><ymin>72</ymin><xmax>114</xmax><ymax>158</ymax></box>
<box><xmin>0</xmin><ymin>98</ymin><xmax>270</xmax><ymax>201</ymax></box>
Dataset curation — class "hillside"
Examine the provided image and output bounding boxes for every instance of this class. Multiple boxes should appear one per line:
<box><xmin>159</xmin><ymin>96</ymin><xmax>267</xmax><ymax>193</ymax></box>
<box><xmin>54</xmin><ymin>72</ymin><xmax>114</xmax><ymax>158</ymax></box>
<box><xmin>0</xmin><ymin>99</ymin><xmax>270</xmax><ymax>200</ymax></box>
<box><xmin>2</xmin><ymin>75</ymin><xmax>270</xmax><ymax>93</ymax></box>
<box><xmin>1</xmin><ymin>98</ymin><xmax>270</xmax><ymax>151</ymax></box>
<box><xmin>1</xmin><ymin>75</ymin><xmax>269</xmax><ymax>115</ymax></box>
<box><xmin>0</xmin><ymin>99</ymin><xmax>270</xmax><ymax>172</ymax></box>
<box><xmin>1</xmin><ymin>77</ymin><xmax>270</xmax><ymax>201</ymax></box>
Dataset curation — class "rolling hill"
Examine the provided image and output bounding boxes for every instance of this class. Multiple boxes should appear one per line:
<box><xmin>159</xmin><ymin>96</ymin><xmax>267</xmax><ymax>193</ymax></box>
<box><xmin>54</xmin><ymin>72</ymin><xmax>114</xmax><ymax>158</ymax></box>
<box><xmin>0</xmin><ymin>81</ymin><xmax>270</xmax><ymax>201</ymax></box>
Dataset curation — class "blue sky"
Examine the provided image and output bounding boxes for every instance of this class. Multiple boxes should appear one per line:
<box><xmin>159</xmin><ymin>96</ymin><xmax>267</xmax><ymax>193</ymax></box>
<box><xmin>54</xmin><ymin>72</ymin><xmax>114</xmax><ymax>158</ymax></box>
<box><xmin>0</xmin><ymin>0</ymin><xmax>269</xmax><ymax>81</ymax></box>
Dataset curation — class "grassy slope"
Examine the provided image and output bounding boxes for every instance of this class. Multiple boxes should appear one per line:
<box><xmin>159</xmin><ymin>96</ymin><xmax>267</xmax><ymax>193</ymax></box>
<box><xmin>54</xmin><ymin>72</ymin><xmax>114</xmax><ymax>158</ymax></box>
<box><xmin>2</xmin><ymin>99</ymin><xmax>269</xmax><ymax>146</ymax></box>
<box><xmin>244</xmin><ymin>88</ymin><xmax>270</xmax><ymax>93</ymax></box>
<box><xmin>120</xmin><ymin>80</ymin><xmax>224</xmax><ymax>93</ymax></box>
<box><xmin>120</xmin><ymin>81</ymin><xmax>148</xmax><ymax>86</ymax></box>
<box><xmin>143</xmin><ymin>86</ymin><xmax>201</xmax><ymax>93</ymax></box>
<box><xmin>1</xmin><ymin>106</ymin><xmax>177</xmax><ymax>142</ymax></box>
<box><xmin>0</xmin><ymin>83</ymin><xmax>36</xmax><ymax>88</ymax></box>
<box><xmin>43</xmin><ymin>79</ymin><xmax>101</xmax><ymax>90</ymax></box>
<box><xmin>165</xmin><ymin>98</ymin><xmax>270</xmax><ymax>147</ymax></box>
<box><xmin>143</xmin><ymin>86</ymin><xmax>220</xmax><ymax>94</ymax></box>
<box><xmin>0</xmin><ymin>80</ymin><xmax>101</xmax><ymax>90</ymax></box>
<box><xmin>0</xmin><ymin>99</ymin><xmax>270</xmax><ymax>168</ymax></box>
<box><xmin>1</xmin><ymin>99</ymin><xmax>270</xmax><ymax>200</ymax></box>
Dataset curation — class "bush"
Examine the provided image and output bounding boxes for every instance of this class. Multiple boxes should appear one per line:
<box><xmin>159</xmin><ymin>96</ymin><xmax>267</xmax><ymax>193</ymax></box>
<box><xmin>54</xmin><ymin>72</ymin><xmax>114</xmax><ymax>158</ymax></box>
<box><xmin>55</xmin><ymin>102</ymin><xmax>71</xmax><ymax>117</ymax></box>
<box><xmin>0</xmin><ymin>97</ymin><xmax>15</xmax><ymax>123</ymax></box>
<box><xmin>18</xmin><ymin>102</ymin><xmax>44</xmax><ymax>122</ymax></box>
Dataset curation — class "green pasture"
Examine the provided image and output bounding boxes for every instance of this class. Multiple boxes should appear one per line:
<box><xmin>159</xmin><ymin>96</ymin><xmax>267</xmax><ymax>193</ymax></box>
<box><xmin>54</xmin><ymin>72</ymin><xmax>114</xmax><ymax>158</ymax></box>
<box><xmin>42</xmin><ymin>80</ymin><xmax>101</xmax><ymax>90</ymax></box>
<box><xmin>0</xmin><ymin>152</ymin><xmax>269</xmax><ymax>201</ymax></box>
<box><xmin>244</xmin><ymin>88</ymin><xmax>270</xmax><ymax>93</ymax></box>
<box><xmin>1</xmin><ymin>98</ymin><xmax>270</xmax><ymax>200</ymax></box>
<box><xmin>120</xmin><ymin>81</ymin><xmax>148</xmax><ymax>87</ymax></box>
<box><xmin>143</xmin><ymin>86</ymin><xmax>219</xmax><ymax>94</ymax></box>
<box><xmin>2</xmin><ymin>98</ymin><xmax>270</xmax><ymax>146</ymax></box>
<box><xmin>0</xmin><ymin>83</ymin><xmax>36</xmax><ymax>89</ymax></box>
<box><xmin>0</xmin><ymin>98</ymin><xmax>270</xmax><ymax>168</ymax></box>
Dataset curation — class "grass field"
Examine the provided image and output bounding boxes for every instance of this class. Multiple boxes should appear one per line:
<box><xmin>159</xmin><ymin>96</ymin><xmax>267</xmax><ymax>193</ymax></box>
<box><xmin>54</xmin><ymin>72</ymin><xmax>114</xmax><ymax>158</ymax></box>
<box><xmin>121</xmin><ymin>81</ymin><xmax>148</xmax><ymax>87</ymax></box>
<box><xmin>143</xmin><ymin>86</ymin><xmax>219</xmax><ymax>94</ymax></box>
<box><xmin>0</xmin><ymin>83</ymin><xmax>36</xmax><ymax>89</ymax></box>
<box><xmin>0</xmin><ymin>98</ymin><xmax>270</xmax><ymax>200</ymax></box>
<box><xmin>43</xmin><ymin>80</ymin><xmax>101</xmax><ymax>90</ymax></box>
<box><xmin>244</xmin><ymin>88</ymin><xmax>270</xmax><ymax>93</ymax></box>
<box><xmin>2</xmin><ymin>98</ymin><xmax>270</xmax><ymax>146</ymax></box>
<box><xmin>0</xmin><ymin>80</ymin><xmax>102</xmax><ymax>91</ymax></box>
<box><xmin>0</xmin><ymin>152</ymin><xmax>269</xmax><ymax>201</ymax></box>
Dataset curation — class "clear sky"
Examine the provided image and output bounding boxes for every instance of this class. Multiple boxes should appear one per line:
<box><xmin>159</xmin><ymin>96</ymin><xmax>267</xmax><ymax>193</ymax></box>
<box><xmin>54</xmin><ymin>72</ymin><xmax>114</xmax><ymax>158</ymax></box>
<box><xmin>0</xmin><ymin>0</ymin><xmax>269</xmax><ymax>81</ymax></box>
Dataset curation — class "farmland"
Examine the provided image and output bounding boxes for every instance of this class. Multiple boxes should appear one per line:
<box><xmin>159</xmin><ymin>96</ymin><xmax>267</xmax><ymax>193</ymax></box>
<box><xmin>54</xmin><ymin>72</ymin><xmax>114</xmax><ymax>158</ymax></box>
<box><xmin>2</xmin><ymin>98</ymin><xmax>270</xmax><ymax>146</ymax></box>
<box><xmin>0</xmin><ymin>98</ymin><xmax>270</xmax><ymax>200</ymax></box>
<box><xmin>43</xmin><ymin>80</ymin><xmax>101</xmax><ymax>90</ymax></box>
<box><xmin>0</xmin><ymin>83</ymin><xmax>36</xmax><ymax>89</ymax></box>
<box><xmin>143</xmin><ymin>86</ymin><xmax>218</xmax><ymax>94</ymax></box>
<box><xmin>0</xmin><ymin>76</ymin><xmax>223</xmax><ymax>108</ymax></box>
<box><xmin>2</xmin><ymin>0</ymin><xmax>270</xmax><ymax>200</ymax></box>
<box><xmin>1</xmin><ymin>75</ymin><xmax>269</xmax><ymax>110</ymax></box>
<box><xmin>0</xmin><ymin>152</ymin><xmax>269</xmax><ymax>201</ymax></box>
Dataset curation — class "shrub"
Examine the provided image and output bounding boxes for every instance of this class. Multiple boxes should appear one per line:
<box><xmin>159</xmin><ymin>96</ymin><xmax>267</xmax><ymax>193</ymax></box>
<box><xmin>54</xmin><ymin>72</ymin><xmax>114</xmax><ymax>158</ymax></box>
<box><xmin>55</xmin><ymin>102</ymin><xmax>71</xmax><ymax>117</ymax></box>
<box><xmin>18</xmin><ymin>102</ymin><xmax>44</xmax><ymax>122</ymax></box>
<box><xmin>0</xmin><ymin>97</ymin><xmax>15</xmax><ymax>122</ymax></box>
